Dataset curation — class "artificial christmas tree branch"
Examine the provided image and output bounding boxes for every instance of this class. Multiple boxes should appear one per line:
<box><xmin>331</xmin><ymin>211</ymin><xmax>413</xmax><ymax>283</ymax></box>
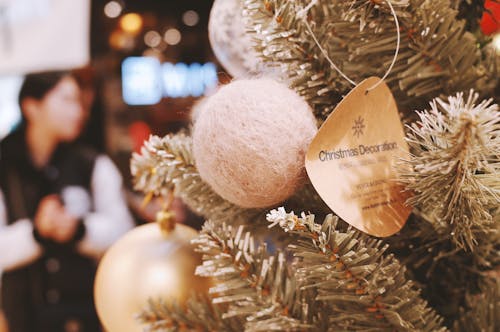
<box><xmin>137</xmin><ymin>296</ymin><xmax>231</xmax><ymax>332</ymax></box>
<box><xmin>452</xmin><ymin>278</ymin><xmax>499</xmax><ymax>332</ymax></box>
<box><xmin>453</xmin><ymin>0</ymin><xmax>487</xmax><ymax>32</ymax></box>
<box><xmin>386</xmin><ymin>214</ymin><xmax>499</xmax><ymax>326</ymax></box>
<box><xmin>266</xmin><ymin>208</ymin><xmax>447</xmax><ymax>331</ymax></box>
<box><xmin>128</xmin><ymin>1</ymin><xmax>499</xmax><ymax>330</ymax></box>
<box><xmin>398</xmin><ymin>91</ymin><xmax>500</xmax><ymax>250</ymax></box>
<box><xmin>394</xmin><ymin>91</ymin><xmax>499</xmax><ymax>323</ymax></box>
<box><xmin>193</xmin><ymin>220</ymin><xmax>315</xmax><ymax>331</ymax></box>
<box><xmin>151</xmin><ymin>209</ymin><xmax>447</xmax><ymax>331</ymax></box>
<box><xmin>244</xmin><ymin>0</ymin><xmax>491</xmax><ymax>121</ymax></box>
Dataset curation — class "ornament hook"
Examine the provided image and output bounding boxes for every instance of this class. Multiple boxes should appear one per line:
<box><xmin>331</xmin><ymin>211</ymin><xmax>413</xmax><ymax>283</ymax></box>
<box><xmin>155</xmin><ymin>188</ymin><xmax>176</xmax><ymax>235</ymax></box>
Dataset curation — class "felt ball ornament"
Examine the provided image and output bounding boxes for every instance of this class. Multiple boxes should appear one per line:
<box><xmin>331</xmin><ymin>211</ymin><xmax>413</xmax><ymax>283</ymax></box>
<box><xmin>192</xmin><ymin>78</ymin><xmax>318</xmax><ymax>208</ymax></box>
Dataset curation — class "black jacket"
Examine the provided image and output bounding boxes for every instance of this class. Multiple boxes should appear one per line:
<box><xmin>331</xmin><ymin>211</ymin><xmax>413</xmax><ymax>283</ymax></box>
<box><xmin>0</xmin><ymin>129</ymin><xmax>102</xmax><ymax>332</ymax></box>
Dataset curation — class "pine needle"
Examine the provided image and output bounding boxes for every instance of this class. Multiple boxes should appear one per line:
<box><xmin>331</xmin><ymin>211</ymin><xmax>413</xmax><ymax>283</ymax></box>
<box><xmin>399</xmin><ymin>91</ymin><xmax>500</xmax><ymax>250</ymax></box>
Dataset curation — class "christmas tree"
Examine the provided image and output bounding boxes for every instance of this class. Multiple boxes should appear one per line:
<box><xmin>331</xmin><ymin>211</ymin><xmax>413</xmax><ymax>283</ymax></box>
<box><xmin>101</xmin><ymin>0</ymin><xmax>499</xmax><ymax>331</ymax></box>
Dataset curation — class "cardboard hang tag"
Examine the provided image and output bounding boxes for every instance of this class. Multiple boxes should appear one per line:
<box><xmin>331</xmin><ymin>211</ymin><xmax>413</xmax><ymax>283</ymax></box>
<box><xmin>305</xmin><ymin>77</ymin><xmax>412</xmax><ymax>237</ymax></box>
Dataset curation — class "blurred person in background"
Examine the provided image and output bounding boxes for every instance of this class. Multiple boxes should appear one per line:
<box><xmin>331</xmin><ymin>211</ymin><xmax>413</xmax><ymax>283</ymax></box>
<box><xmin>0</xmin><ymin>71</ymin><xmax>134</xmax><ymax>332</ymax></box>
<box><xmin>73</xmin><ymin>66</ymin><xmax>105</xmax><ymax>154</ymax></box>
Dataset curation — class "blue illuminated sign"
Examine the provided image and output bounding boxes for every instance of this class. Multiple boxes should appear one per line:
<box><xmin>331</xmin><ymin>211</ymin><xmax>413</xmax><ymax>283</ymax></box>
<box><xmin>122</xmin><ymin>57</ymin><xmax>163</xmax><ymax>105</ymax></box>
<box><xmin>122</xmin><ymin>57</ymin><xmax>218</xmax><ymax>105</ymax></box>
<box><xmin>162</xmin><ymin>62</ymin><xmax>218</xmax><ymax>98</ymax></box>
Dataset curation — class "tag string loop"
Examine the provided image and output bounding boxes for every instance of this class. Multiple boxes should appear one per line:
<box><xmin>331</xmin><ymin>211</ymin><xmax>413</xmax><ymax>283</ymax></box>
<box><xmin>298</xmin><ymin>0</ymin><xmax>401</xmax><ymax>93</ymax></box>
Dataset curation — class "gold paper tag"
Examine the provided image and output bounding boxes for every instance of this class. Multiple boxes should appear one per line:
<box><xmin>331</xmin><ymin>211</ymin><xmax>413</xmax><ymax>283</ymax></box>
<box><xmin>305</xmin><ymin>77</ymin><xmax>411</xmax><ymax>237</ymax></box>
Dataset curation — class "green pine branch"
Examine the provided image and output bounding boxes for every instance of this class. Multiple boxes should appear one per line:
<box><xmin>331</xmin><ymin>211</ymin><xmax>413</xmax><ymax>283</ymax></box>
<box><xmin>244</xmin><ymin>0</ymin><xmax>491</xmax><ymax>121</ymax></box>
<box><xmin>267</xmin><ymin>208</ymin><xmax>447</xmax><ymax>331</ymax></box>
<box><xmin>452</xmin><ymin>277</ymin><xmax>500</xmax><ymax>332</ymax></box>
<box><xmin>452</xmin><ymin>0</ymin><xmax>487</xmax><ymax>32</ymax></box>
<box><xmin>137</xmin><ymin>296</ymin><xmax>232</xmax><ymax>332</ymax></box>
<box><xmin>128</xmin><ymin>1</ymin><xmax>500</xmax><ymax>330</ymax></box>
<box><xmin>385</xmin><ymin>214</ymin><xmax>499</xmax><ymax>326</ymax></box>
<box><xmin>193</xmin><ymin>220</ymin><xmax>315</xmax><ymax>331</ymax></box>
<box><xmin>398</xmin><ymin>91</ymin><xmax>500</xmax><ymax>250</ymax></box>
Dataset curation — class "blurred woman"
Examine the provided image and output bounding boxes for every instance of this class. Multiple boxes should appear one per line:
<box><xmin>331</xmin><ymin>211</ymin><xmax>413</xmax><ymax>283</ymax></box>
<box><xmin>0</xmin><ymin>71</ymin><xmax>134</xmax><ymax>332</ymax></box>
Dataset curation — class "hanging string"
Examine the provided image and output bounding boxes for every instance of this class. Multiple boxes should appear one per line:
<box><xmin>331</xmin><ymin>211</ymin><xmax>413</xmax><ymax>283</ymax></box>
<box><xmin>298</xmin><ymin>0</ymin><xmax>401</xmax><ymax>93</ymax></box>
<box><xmin>303</xmin><ymin>20</ymin><xmax>357</xmax><ymax>86</ymax></box>
<box><xmin>297</xmin><ymin>0</ymin><xmax>319</xmax><ymax>18</ymax></box>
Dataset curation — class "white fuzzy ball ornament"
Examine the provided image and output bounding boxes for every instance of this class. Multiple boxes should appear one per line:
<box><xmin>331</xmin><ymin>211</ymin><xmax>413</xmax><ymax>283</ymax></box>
<box><xmin>208</xmin><ymin>0</ymin><xmax>263</xmax><ymax>78</ymax></box>
<box><xmin>193</xmin><ymin>79</ymin><xmax>318</xmax><ymax>208</ymax></box>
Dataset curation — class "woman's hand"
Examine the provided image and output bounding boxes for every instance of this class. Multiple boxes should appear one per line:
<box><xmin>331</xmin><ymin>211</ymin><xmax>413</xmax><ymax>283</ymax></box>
<box><xmin>34</xmin><ymin>195</ymin><xmax>62</xmax><ymax>239</ymax></box>
<box><xmin>34</xmin><ymin>195</ymin><xmax>81</xmax><ymax>244</ymax></box>
<box><xmin>50</xmin><ymin>210</ymin><xmax>81</xmax><ymax>244</ymax></box>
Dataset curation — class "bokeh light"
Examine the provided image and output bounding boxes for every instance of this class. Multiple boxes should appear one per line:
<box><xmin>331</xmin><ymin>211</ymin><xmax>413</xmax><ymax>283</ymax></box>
<box><xmin>144</xmin><ymin>31</ymin><xmax>162</xmax><ymax>48</ymax></box>
<box><xmin>182</xmin><ymin>10</ymin><xmax>199</xmax><ymax>27</ymax></box>
<box><xmin>164</xmin><ymin>28</ymin><xmax>181</xmax><ymax>45</ymax></box>
<box><xmin>120</xmin><ymin>13</ymin><xmax>143</xmax><ymax>35</ymax></box>
<box><xmin>104</xmin><ymin>1</ymin><xmax>122</xmax><ymax>18</ymax></box>
<box><xmin>109</xmin><ymin>30</ymin><xmax>135</xmax><ymax>50</ymax></box>
<box><xmin>493</xmin><ymin>34</ymin><xmax>500</xmax><ymax>51</ymax></box>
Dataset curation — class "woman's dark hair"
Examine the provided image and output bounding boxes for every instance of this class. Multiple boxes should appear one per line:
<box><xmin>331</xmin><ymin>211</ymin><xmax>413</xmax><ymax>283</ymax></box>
<box><xmin>18</xmin><ymin>71</ymin><xmax>71</xmax><ymax>106</ymax></box>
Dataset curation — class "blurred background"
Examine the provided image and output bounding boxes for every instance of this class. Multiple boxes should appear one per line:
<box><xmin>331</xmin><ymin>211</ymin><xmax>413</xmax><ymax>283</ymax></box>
<box><xmin>0</xmin><ymin>0</ymin><xmax>223</xmax><ymax>225</ymax></box>
<box><xmin>0</xmin><ymin>0</ymin><xmax>219</xmax><ymax>163</ymax></box>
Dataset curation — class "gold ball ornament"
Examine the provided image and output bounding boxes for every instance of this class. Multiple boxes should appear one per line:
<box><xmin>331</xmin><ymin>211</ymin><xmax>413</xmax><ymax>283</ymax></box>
<box><xmin>94</xmin><ymin>221</ymin><xmax>210</xmax><ymax>332</ymax></box>
<box><xmin>0</xmin><ymin>310</ymin><xmax>7</xmax><ymax>332</ymax></box>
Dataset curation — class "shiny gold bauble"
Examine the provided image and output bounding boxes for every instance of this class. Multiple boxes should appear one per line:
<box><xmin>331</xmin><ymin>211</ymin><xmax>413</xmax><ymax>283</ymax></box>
<box><xmin>0</xmin><ymin>310</ymin><xmax>8</xmax><ymax>332</ymax></box>
<box><xmin>94</xmin><ymin>223</ymin><xmax>210</xmax><ymax>332</ymax></box>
